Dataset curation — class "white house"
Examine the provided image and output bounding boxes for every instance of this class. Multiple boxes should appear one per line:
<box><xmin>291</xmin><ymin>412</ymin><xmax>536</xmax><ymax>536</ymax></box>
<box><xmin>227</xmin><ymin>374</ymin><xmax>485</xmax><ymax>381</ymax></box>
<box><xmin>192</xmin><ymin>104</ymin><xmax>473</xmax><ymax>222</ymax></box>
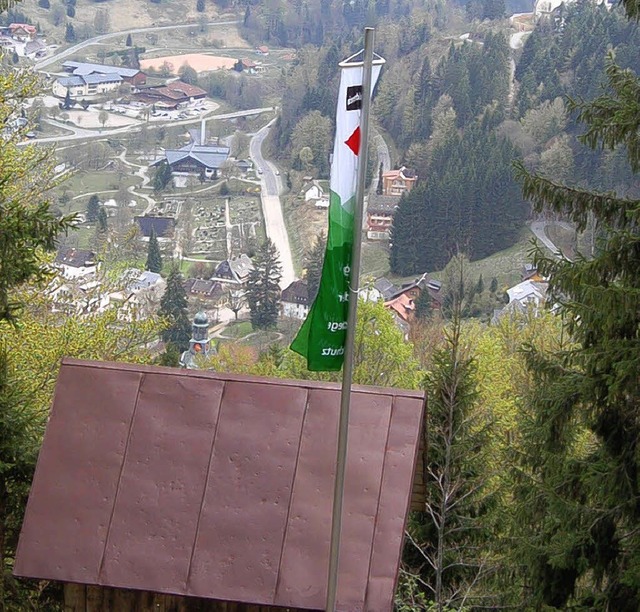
<box><xmin>281</xmin><ymin>280</ymin><xmax>310</xmax><ymax>320</ymax></box>
<box><xmin>55</xmin><ymin>247</ymin><xmax>98</xmax><ymax>280</ymax></box>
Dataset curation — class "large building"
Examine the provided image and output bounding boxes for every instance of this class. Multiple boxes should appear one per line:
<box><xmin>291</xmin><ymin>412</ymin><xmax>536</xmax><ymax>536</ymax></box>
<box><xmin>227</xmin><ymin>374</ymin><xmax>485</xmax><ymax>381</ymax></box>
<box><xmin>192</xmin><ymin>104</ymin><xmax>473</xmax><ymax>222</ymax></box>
<box><xmin>280</xmin><ymin>280</ymin><xmax>310</xmax><ymax>320</ymax></box>
<box><xmin>135</xmin><ymin>80</ymin><xmax>207</xmax><ymax>109</ymax></box>
<box><xmin>61</xmin><ymin>61</ymin><xmax>146</xmax><ymax>86</ymax></box>
<box><xmin>153</xmin><ymin>142</ymin><xmax>230</xmax><ymax>177</ymax></box>
<box><xmin>53</xmin><ymin>62</ymin><xmax>146</xmax><ymax>99</ymax></box>
<box><xmin>366</xmin><ymin>194</ymin><xmax>399</xmax><ymax>241</ymax></box>
<box><xmin>381</xmin><ymin>166</ymin><xmax>417</xmax><ymax>196</ymax></box>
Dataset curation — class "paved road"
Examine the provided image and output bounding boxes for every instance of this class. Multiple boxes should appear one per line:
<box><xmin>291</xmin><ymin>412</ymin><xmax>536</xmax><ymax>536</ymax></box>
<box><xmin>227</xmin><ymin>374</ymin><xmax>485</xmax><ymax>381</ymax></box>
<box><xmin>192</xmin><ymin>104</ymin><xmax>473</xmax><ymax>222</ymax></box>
<box><xmin>371</xmin><ymin>129</ymin><xmax>391</xmax><ymax>193</ymax></box>
<box><xmin>35</xmin><ymin>20</ymin><xmax>241</xmax><ymax>70</ymax></box>
<box><xmin>26</xmin><ymin>107</ymin><xmax>274</xmax><ymax>145</ymax></box>
<box><xmin>249</xmin><ymin>121</ymin><xmax>295</xmax><ymax>289</ymax></box>
<box><xmin>529</xmin><ymin>221</ymin><xmax>562</xmax><ymax>256</ymax></box>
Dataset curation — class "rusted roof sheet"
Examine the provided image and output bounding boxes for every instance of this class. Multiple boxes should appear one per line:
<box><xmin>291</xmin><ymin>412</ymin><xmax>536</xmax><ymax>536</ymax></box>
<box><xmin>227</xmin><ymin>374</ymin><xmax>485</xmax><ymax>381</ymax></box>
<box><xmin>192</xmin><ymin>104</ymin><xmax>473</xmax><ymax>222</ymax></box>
<box><xmin>15</xmin><ymin>359</ymin><xmax>424</xmax><ymax>612</ymax></box>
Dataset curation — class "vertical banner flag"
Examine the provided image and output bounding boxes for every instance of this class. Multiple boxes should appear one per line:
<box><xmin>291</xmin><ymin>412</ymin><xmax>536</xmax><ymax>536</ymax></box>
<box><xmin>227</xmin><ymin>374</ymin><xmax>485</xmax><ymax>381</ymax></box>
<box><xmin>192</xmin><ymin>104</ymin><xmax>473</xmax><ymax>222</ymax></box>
<box><xmin>291</xmin><ymin>55</ymin><xmax>382</xmax><ymax>371</ymax></box>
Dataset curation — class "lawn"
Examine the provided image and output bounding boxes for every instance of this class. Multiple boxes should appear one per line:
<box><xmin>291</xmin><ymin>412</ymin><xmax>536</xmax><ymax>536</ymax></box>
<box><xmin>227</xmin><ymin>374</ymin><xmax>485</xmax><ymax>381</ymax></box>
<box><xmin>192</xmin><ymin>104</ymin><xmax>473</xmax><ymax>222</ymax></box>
<box><xmin>224</xmin><ymin>321</ymin><xmax>253</xmax><ymax>339</ymax></box>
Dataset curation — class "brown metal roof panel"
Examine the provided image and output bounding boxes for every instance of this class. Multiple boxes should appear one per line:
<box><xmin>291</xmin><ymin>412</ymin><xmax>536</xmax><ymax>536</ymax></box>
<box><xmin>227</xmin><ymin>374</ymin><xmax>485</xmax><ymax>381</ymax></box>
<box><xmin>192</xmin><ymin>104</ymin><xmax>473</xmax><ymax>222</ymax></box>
<box><xmin>364</xmin><ymin>395</ymin><xmax>425</xmax><ymax>612</ymax></box>
<box><xmin>99</xmin><ymin>374</ymin><xmax>225</xmax><ymax>594</ymax></box>
<box><xmin>13</xmin><ymin>366</ymin><xmax>143</xmax><ymax>584</ymax></box>
<box><xmin>274</xmin><ymin>387</ymin><xmax>340</xmax><ymax>610</ymax></box>
<box><xmin>187</xmin><ymin>381</ymin><xmax>308</xmax><ymax>604</ymax></box>
<box><xmin>335</xmin><ymin>392</ymin><xmax>393</xmax><ymax>612</ymax></box>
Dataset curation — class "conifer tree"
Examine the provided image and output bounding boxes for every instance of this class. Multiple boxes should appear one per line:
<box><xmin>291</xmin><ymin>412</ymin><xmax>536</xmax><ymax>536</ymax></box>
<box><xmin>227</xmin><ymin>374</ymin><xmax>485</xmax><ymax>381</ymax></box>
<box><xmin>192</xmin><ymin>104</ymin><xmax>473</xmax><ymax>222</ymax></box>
<box><xmin>246</xmin><ymin>239</ymin><xmax>282</xmax><ymax>330</ymax></box>
<box><xmin>512</xmin><ymin>8</ymin><xmax>640</xmax><ymax>603</ymax></box>
<box><xmin>145</xmin><ymin>228</ymin><xmax>162</xmax><ymax>273</ymax></box>
<box><xmin>158</xmin><ymin>267</ymin><xmax>190</xmax><ymax>351</ymax></box>
<box><xmin>97</xmin><ymin>207</ymin><xmax>108</xmax><ymax>233</ymax></box>
<box><xmin>86</xmin><ymin>194</ymin><xmax>100</xmax><ymax>222</ymax></box>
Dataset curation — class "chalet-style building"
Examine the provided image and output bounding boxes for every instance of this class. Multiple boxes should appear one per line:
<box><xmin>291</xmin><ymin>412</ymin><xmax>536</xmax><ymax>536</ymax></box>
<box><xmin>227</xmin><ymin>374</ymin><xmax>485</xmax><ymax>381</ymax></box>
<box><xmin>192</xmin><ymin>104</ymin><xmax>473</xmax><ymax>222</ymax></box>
<box><xmin>183</xmin><ymin>278</ymin><xmax>225</xmax><ymax>302</ymax></box>
<box><xmin>54</xmin><ymin>62</ymin><xmax>146</xmax><ymax>99</ymax></box>
<box><xmin>212</xmin><ymin>254</ymin><xmax>253</xmax><ymax>285</ymax></box>
<box><xmin>55</xmin><ymin>247</ymin><xmax>98</xmax><ymax>280</ymax></box>
<box><xmin>8</xmin><ymin>23</ymin><xmax>36</xmax><ymax>41</ymax></box>
<box><xmin>152</xmin><ymin>142</ymin><xmax>230</xmax><ymax>177</ymax></box>
<box><xmin>375</xmin><ymin>273</ymin><xmax>443</xmax><ymax>326</ymax></box>
<box><xmin>382</xmin><ymin>166</ymin><xmax>417</xmax><ymax>196</ymax></box>
<box><xmin>61</xmin><ymin>61</ymin><xmax>146</xmax><ymax>87</ymax></box>
<box><xmin>280</xmin><ymin>279</ymin><xmax>310</xmax><ymax>320</ymax></box>
<box><xmin>492</xmin><ymin>278</ymin><xmax>549</xmax><ymax>323</ymax></box>
<box><xmin>135</xmin><ymin>80</ymin><xmax>207</xmax><ymax>109</ymax></box>
<box><xmin>366</xmin><ymin>194</ymin><xmax>400</xmax><ymax>240</ymax></box>
<box><xmin>15</xmin><ymin>359</ymin><xmax>425</xmax><ymax>612</ymax></box>
<box><xmin>134</xmin><ymin>215</ymin><xmax>176</xmax><ymax>239</ymax></box>
<box><xmin>255</xmin><ymin>45</ymin><xmax>269</xmax><ymax>56</ymax></box>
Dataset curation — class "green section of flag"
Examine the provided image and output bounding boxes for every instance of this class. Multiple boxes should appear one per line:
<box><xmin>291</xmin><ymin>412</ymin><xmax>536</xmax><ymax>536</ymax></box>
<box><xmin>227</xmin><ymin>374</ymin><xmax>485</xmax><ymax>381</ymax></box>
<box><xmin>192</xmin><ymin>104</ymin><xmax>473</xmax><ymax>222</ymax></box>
<box><xmin>291</xmin><ymin>192</ymin><xmax>355</xmax><ymax>371</ymax></box>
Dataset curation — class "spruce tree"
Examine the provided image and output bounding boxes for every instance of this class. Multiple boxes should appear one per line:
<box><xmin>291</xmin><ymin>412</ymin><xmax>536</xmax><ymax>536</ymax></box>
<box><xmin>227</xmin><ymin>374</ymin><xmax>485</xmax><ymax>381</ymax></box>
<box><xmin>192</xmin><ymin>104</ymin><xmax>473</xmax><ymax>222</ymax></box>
<box><xmin>511</xmin><ymin>17</ymin><xmax>640</xmax><ymax>605</ymax></box>
<box><xmin>246</xmin><ymin>239</ymin><xmax>282</xmax><ymax>330</ymax></box>
<box><xmin>86</xmin><ymin>194</ymin><xmax>100</xmax><ymax>222</ymax></box>
<box><xmin>159</xmin><ymin>267</ymin><xmax>191</xmax><ymax>352</ymax></box>
<box><xmin>125</xmin><ymin>33</ymin><xmax>132</xmax><ymax>46</ymax></box>
<box><xmin>145</xmin><ymin>228</ymin><xmax>162</xmax><ymax>273</ymax></box>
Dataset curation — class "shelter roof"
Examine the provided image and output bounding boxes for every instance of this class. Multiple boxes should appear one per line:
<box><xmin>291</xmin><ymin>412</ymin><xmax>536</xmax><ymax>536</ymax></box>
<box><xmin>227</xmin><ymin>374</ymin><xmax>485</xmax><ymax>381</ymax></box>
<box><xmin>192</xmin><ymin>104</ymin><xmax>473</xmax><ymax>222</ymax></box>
<box><xmin>15</xmin><ymin>359</ymin><xmax>424</xmax><ymax>611</ymax></box>
<box><xmin>62</xmin><ymin>60</ymin><xmax>140</xmax><ymax>78</ymax></box>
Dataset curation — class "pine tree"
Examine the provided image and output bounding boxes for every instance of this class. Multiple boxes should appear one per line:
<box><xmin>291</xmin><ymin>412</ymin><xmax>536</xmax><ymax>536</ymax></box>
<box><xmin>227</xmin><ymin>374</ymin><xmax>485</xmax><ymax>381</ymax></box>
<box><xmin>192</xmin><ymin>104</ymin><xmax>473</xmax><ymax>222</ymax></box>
<box><xmin>153</xmin><ymin>160</ymin><xmax>172</xmax><ymax>192</ymax></box>
<box><xmin>305</xmin><ymin>231</ymin><xmax>325</xmax><ymax>301</ymax></box>
<box><xmin>376</xmin><ymin>162</ymin><xmax>383</xmax><ymax>195</ymax></box>
<box><xmin>196</xmin><ymin>0</ymin><xmax>205</xmax><ymax>12</ymax></box>
<box><xmin>145</xmin><ymin>228</ymin><xmax>162</xmax><ymax>273</ymax></box>
<box><xmin>511</xmin><ymin>31</ymin><xmax>640</xmax><ymax>608</ymax></box>
<box><xmin>246</xmin><ymin>239</ymin><xmax>282</xmax><ymax>330</ymax></box>
<box><xmin>125</xmin><ymin>33</ymin><xmax>132</xmax><ymax>46</ymax></box>
<box><xmin>86</xmin><ymin>194</ymin><xmax>100</xmax><ymax>221</ymax></box>
<box><xmin>158</xmin><ymin>266</ymin><xmax>191</xmax><ymax>352</ymax></box>
<box><xmin>64</xmin><ymin>22</ymin><xmax>75</xmax><ymax>43</ymax></box>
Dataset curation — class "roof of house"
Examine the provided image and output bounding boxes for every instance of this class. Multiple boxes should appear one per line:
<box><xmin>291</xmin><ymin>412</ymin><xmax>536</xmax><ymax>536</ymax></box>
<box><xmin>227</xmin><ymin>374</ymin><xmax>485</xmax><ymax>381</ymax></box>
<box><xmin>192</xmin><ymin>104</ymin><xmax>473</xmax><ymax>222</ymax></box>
<box><xmin>55</xmin><ymin>247</ymin><xmax>97</xmax><ymax>268</ymax></box>
<box><xmin>183</xmin><ymin>278</ymin><xmax>224</xmax><ymax>299</ymax></box>
<box><xmin>281</xmin><ymin>280</ymin><xmax>309</xmax><ymax>305</ymax></box>
<box><xmin>62</xmin><ymin>61</ymin><xmax>140</xmax><ymax>79</ymax></box>
<box><xmin>57</xmin><ymin>74</ymin><xmax>123</xmax><ymax>88</ymax></box>
<box><xmin>374</xmin><ymin>277</ymin><xmax>397</xmax><ymax>301</ymax></box>
<box><xmin>367</xmin><ymin>194</ymin><xmax>400</xmax><ymax>215</ymax></box>
<box><xmin>507</xmin><ymin>279</ymin><xmax>547</xmax><ymax>304</ymax></box>
<box><xmin>214</xmin><ymin>254</ymin><xmax>253</xmax><ymax>282</ymax></box>
<box><xmin>128</xmin><ymin>271</ymin><xmax>163</xmax><ymax>292</ymax></box>
<box><xmin>382</xmin><ymin>166</ymin><xmax>417</xmax><ymax>181</ymax></box>
<box><xmin>14</xmin><ymin>359</ymin><xmax>424</xmax><ymax>611</ymax></box>
<box><xmin>385</xmin><ymin>292</ymin><xmax>416</xmax><ymax>323</ymax></box>
<box><xmin>134</xmin><ymin>216</ymin><xmax>176</xmax><ymax>238</ymax></box>
<box><xmin>159</xmin><ymin>143</ymin><xmax>230</xmax><ymax>170</ymax></box>
<box><xmin>9</xmin><ymin>23</ymin><xmax>36</xmax><ymax>33</ymax></box>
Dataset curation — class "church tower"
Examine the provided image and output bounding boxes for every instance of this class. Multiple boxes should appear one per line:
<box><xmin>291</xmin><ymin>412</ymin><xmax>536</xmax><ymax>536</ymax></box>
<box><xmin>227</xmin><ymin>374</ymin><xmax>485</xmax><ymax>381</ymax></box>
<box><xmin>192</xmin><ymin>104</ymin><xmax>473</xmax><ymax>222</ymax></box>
<box><xmin>180</xmin><ymin>311</ymin><xmax>213</xmax><ymax>369</ymax></box>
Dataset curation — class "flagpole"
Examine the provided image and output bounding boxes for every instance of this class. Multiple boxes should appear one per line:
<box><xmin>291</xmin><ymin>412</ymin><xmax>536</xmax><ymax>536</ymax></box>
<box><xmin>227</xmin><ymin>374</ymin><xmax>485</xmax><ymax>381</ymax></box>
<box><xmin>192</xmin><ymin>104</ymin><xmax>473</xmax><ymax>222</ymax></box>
<box><xmin>326</xmin><ymin>26</ymin><xmax>376</xmax><ymax>612</ymax></box>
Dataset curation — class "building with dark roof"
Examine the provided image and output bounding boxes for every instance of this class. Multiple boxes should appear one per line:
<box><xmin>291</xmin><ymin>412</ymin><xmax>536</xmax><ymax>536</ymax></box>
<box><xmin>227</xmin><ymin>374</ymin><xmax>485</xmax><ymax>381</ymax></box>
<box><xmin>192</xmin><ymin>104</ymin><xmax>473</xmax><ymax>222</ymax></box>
<box><xmin>55</xmin><ymin>247</ymin><xmax>98</xmax><ymax>279</ymax></box>
<box><xmin>212</xmin><ymin>254</ymin><xmax>253</xmax><ymax>284</ymax></box>
<box><xmin>135</xmin><ymin>80</ymin><xmax>207</xmax><ymax>109</ymax></box>
<box><xmin>134</xmin><ymin>216</ymin><xmax>175</xmax><ymax>239</ymax></box>
<box><xmin>183</xmin><ymin>278</ymin><xmax>225</xmax><ymax>302</ymax></box>
<box><xmin>281</xmin><ymin>280</ymin><xmax>310</xmax><ymax>320</ymax></box>
<box><xmin>14</xmin><ymin>359</ymin><xmax>425</xmax><ymax>611</ymax></box>
<box><xmin>366</xmin><ymin>194</ymin><xmax>400</xmax><ymax>240</ymax></box>
<box><xmin>151</xmin><ymin>142</ymin><xmax>230</xmax><ymax>176</ymax></box>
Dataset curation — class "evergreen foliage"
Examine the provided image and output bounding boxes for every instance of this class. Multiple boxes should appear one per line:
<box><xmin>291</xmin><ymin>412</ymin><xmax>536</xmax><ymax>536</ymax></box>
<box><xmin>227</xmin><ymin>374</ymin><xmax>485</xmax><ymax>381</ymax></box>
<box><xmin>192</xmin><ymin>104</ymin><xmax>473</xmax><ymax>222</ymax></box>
<box><xmin>97</xmin><ymin>206</ymin><xmax>108</xmax><ymax>233</ymax></box>
<box><xmin>158</xmin><ymin>267</ymin><xmax>191</xmax><ymax>352</ymax></box>
<box><xmin>145</xmin><ymin>228</ymin><xmax>162</xmax><ymax>274</ymax></box>
<box><xmin>390</xmin><ymin>122</ymin><xmax>526</xmax><ymax>275</ymax></box>
<box><xmin>196</xmin><ymin>0</ymin><xmax>205</xmax><ymax>12</ymax></box>
<box><xmin>86</xmin><ymin>194</ymin><xmax>100</xmax><ymax>221</ymax></box>
<box><xmin>246</xmin><ymin>239</ymin><xmax>282</xmax><ymax>330</ymax></box>
<box><xmin>153</xmin><ymin>160</ymin><xmax>172</xmax><ymax>192</ymax></box>
<box><xmin>125</xmin><ymin>33</ymin><xmax>132</xmax><ymax>46</ymax></box>
<box><xmin>512</xmin><ymin>35</ymin><xmax>640</xmax><ymax>608</ymax></box>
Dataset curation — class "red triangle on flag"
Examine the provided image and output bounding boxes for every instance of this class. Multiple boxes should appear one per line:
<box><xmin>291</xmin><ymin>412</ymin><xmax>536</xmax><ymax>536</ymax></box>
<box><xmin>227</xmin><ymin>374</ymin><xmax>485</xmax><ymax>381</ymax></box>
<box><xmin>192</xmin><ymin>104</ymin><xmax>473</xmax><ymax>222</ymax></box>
<box><xmin>344</xmin><ymin>126</ymin><xmax>361</xmax><ymax>156</ymax></box>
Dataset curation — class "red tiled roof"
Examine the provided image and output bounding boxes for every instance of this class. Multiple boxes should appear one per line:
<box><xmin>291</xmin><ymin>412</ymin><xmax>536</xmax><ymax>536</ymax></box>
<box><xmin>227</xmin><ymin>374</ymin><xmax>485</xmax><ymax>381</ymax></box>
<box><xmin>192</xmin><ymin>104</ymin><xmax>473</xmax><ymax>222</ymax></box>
<box><xmin>164</xmin><ymin>80</ymin><xmax>207</xmax><ymax>97</ymax></box>
<box><xmin>9</xmin><ymin>23</ymin><xmax>37</xmax><ymax>33</ymax></box>
<box><xmin>15</xmin><ymin>359</ymin><xmax>424</xmax><ymax>611</ymax></box>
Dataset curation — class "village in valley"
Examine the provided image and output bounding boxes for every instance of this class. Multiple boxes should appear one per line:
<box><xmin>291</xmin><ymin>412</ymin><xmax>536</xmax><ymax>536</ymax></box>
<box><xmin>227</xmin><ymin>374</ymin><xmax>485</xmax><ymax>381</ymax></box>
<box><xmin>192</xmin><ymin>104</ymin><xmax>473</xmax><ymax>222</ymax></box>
<box><xmin>1</xmin><ymin>0</ymin><xmax>556</xmax><ymax>365</ymax></box>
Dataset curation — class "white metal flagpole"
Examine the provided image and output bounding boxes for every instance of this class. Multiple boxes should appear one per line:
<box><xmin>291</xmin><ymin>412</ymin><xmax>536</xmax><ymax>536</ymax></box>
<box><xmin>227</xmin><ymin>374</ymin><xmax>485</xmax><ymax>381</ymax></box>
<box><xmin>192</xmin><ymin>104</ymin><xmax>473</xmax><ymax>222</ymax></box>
<box><xmin>325</xmin><ymin>26</ymin><xmax>376</xmax><ymax>612</ymax></box>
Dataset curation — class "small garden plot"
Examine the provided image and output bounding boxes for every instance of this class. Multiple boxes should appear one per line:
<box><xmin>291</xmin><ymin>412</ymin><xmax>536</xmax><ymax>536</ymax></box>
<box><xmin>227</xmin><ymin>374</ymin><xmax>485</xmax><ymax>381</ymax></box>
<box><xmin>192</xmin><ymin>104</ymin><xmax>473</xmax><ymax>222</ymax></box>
<box><xmin>230</xmin><ymin>223</ymin><xmax>260</xmax><ymax>254</ymax></box>
<box><xmin>228</xmin><ymin>196</ymin><xmax>261</xmax><ymax>225</ymax></box>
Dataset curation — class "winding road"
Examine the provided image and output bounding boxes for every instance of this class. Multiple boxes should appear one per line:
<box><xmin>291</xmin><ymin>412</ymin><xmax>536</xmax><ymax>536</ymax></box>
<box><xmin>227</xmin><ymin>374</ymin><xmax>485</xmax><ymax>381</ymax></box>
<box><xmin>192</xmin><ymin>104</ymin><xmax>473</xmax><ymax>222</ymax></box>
<box><xmin>35</xmin><ymin>20</ymin><xmax>241</xmax><ymax>71</ymax></box>
<box><xmin>249</xmin><ymin>120</ymin><xmax>295</xmax><ymax>290</ymax></box>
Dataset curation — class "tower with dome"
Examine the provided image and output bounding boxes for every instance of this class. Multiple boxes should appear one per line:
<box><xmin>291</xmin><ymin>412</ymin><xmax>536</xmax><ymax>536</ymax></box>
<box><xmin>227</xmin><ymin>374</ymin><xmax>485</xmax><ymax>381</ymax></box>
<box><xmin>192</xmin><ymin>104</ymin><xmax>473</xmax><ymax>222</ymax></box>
<box><xmin>179</xmin><ymin>311</ymin><xmax>213</xmax><ymax>369</ymax></box>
